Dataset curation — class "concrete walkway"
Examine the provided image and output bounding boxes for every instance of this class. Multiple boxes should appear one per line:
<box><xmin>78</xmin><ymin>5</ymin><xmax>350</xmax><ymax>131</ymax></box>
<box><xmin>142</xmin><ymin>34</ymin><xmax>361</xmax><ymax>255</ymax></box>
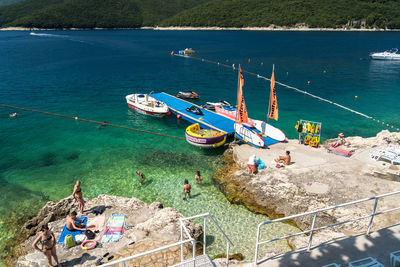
<box><xmin>255</xmin><ymin>224</ymin><xmax>400</xmax><ymax>266</ymax></box>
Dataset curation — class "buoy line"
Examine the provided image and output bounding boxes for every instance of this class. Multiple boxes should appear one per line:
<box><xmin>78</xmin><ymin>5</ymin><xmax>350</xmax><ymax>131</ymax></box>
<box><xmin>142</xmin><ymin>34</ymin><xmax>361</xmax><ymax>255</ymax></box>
<box><xmin>175</xmin><ymin>54</ymin><xmax>400</xmax><ymax>131</ymax></box>
<box><xmin>0</xmin><ymin>104</ymin><xmax>186</xmax><ymax>140</ymax></box>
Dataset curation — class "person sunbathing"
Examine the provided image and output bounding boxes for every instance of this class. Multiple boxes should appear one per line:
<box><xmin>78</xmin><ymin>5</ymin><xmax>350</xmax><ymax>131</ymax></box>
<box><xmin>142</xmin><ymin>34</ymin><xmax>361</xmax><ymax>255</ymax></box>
<box><xmin>330</xmin><ymin>133</ymin><xmax>351</xmax><ymax>148</ymax></box>
<box><xmin>275</xmin><ymin>151</ymin><xmax>291</xmax><ymax>166</ymax></box>
<box><xmin>66</xmin><ymin>211</ymin><xmax>86</xmax><ymax>231</ymax></box>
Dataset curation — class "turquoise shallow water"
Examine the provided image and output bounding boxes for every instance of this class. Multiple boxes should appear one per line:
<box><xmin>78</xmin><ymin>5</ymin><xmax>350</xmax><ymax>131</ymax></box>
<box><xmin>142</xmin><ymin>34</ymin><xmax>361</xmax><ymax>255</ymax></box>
<box><xmin>0</xmin><ymin>30</ymin><xmax>400</xmax><ymax>262</ymax></box>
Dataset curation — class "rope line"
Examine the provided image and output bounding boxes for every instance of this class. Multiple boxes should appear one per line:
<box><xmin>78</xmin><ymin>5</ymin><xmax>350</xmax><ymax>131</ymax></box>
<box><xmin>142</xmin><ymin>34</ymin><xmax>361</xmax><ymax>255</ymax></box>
<box><xmin>0</xmin><ymin>104</ymin><xmax>186</xmax><ymax>140</ymax></box>
<box><xmin>175</xmin><ymin>54</ymin><xmax>400</xmax><ymax>131</ymax></box>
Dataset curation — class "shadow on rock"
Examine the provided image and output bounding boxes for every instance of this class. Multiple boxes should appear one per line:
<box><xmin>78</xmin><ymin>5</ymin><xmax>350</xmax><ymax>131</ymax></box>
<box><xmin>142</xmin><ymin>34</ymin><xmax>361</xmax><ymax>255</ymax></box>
<box><xmin>60</xmin><ymin>253</ymin><xmax>96</xmax><ymax>266</ymax></box>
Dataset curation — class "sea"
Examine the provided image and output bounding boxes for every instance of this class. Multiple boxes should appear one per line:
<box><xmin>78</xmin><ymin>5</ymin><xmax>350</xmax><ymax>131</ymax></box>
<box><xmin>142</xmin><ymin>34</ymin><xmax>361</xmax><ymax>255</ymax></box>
<box><xmin>0</xmin><ymin>30</ymin><xmax>399</xmax><ymax>263</ymax></box>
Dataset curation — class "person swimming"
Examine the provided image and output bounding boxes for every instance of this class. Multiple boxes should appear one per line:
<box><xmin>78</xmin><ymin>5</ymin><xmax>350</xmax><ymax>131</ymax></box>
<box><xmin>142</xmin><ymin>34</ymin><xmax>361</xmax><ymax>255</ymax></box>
<box><xmin>97</xmin><ymin>121</ymin><xmax>107</xmax><ymax>129</ymax></box>
<box><xmin>194</xmin><ymin>171</ymin><xmax>202</xmax><ymax>184</ymax></box>
<box><xmin>136</xmin><ymin>171</ymin><xmax>146</xmax><ymax>184</ymax></box>
<box><xmin>183</xmin><ymin>179</ymin><xmax>191</xmax><ymax>200</ymax></box>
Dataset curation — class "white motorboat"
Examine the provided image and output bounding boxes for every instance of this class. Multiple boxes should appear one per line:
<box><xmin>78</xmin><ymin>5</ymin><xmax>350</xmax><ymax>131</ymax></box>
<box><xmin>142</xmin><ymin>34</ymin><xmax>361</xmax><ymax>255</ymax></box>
<box><xmin>370</xmin><ymin>49</ymin><xmax>400</xmax><ymax>60</ymax></box>
<box><xmin>125</xmin><ymin>94</ymin><xmax>169</xmax><ymax>117</ymax></box>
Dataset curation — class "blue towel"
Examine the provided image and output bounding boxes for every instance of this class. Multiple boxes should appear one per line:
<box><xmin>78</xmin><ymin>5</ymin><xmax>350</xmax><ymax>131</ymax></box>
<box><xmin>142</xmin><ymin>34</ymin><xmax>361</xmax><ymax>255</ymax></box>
<box><xmin>57</xmin><ymin>217</ymin><xmax>87</xmax><ymax>243</ymax></box>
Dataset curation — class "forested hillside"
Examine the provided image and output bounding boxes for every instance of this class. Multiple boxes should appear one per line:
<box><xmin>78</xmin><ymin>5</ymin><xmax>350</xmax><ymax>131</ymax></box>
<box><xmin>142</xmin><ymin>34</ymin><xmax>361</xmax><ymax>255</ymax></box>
<box><xmin>1</xmin><ymin>0</ymin><xmax>400</xmax><ymax>29</ymax></box>
<box><xmin>161</xmin><ymin>0</ymin><xmax>400</xmax><ymax>29</ymax></box>
<box><xmin>0</xmin><ymin>0</ymin><xmax>23</xmax><ymax>7</ymax></box>
<box><xmin>0</xmin><ymin>0</ymin><xmax>210</xmax><ymax>28</ymax></box>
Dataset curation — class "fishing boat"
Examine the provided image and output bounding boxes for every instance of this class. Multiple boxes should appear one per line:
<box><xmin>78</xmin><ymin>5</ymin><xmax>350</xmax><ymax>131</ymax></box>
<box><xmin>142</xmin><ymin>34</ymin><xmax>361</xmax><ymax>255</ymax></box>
<box><xmin>125</xmin><ymin>94</ymin><xmax>169</xmax><ymax>117</ymax></box>
<box><xmin>179</xmin><ymin>48</ymin><xmax>195</xmax><ymax>56</ymax></box>
<box><xmin>370</xmin><ymin>49</ymin><xmax>400</xmax><ymax>60</ymax></box>
<box><xmin>176</xmin><ymin>91</ymin><xmax>199</xmax><ymax>99</ymax></box>
<box><xmin>185</xmin><ymin>123</ymin><xmax>226</xmax><ymax>148</ymax></box>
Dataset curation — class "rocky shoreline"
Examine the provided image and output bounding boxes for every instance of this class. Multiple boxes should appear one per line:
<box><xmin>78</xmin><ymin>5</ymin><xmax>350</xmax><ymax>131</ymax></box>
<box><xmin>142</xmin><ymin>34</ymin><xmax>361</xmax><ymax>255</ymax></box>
<box><xmin>7</xmin><ymin>130</ymin><xmax>400</xmax><ymax>266</ymax></box>
<box><xmin>8</xmin><ymin>194</ymin><xmax>202</xmax><ymax>267</ymax></box>
<box><xmin>213</xmin><ymin>130</ymin><xmax>400</xmax><ymax>253</ymax></box>
<box><xmin>1</xmin><ymin>26</ymin><xmax>399</xmax><ymax>31</ymax></box>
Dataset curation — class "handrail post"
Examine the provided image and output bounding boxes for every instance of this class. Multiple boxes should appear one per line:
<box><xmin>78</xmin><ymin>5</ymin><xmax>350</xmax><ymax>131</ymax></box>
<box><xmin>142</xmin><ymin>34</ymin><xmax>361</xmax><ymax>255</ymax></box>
<box><xmin>307</xmin><ymin>213</ymin><xmax>318</xmax><ymax>251</ymax></box>
<box><xmin>254</xmin><ymin>224</ymin><xmax>261</xmax><ymax>265</ymax></box>
<box><xmin>180</xmin><ymin>221</ymin><xmax>184</xmax><ymax>262</ymax></box>
<box><xmin>367</xmin><ymin>198</ymin><xmax>379</xmax><ymax>235</ymax></box>
<box><xmin>192</xmin><ymin>240</ymin><xmax>196</xmax><ymax>267</ymax></box>
<box><xmin>226</xmin><ymin>241</ymin><xmax>230</xmax><ymax>267</ymax></box>
<box><xmin>203</xmin><ymin>216</ymin><xmax>207</xmax><ymax>255</ymax></box>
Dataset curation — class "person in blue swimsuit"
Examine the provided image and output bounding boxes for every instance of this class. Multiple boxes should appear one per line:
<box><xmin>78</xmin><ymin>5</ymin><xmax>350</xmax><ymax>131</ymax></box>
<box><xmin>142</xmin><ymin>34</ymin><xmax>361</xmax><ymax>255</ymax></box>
<box><xmin>330</xmin><ymin>133</ymin><xmax>351</xmax><ymax>148</ymax></box>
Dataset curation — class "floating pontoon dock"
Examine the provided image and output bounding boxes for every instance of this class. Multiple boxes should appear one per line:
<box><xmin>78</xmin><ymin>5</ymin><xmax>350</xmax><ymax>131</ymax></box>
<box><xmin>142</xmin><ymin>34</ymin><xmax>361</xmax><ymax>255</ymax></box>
<box><xmin>151</xmin><ymin>92</ymin><xmax>235</xmax><ymax>134</ymax></box>
<box><xmin>151</xmin><ymin>92</ymin><xmax>280</xmax><ymax>146</ymax></box>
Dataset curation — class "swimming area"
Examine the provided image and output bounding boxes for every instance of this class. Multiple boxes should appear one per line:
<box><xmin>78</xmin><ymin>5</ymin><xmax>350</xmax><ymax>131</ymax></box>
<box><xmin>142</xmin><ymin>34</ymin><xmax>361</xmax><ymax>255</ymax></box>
<box><xmin>0</xmin><ymin>30</ymin><xmax>400</xmax><ymax>262</ymax></box>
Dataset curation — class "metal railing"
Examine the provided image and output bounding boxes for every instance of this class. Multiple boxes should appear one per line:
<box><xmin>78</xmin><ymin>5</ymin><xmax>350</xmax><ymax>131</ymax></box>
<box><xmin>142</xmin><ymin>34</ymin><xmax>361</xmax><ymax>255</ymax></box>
<box><xmin>254</xmin><ymin>190</ymin><xmax>400</xmax><ymax>265</ymax></box>
<box><xmin>102</xmin><ymin>212</ymin><xmax>234</xmax><ymax>267</ymax></box>
<box><xmin>180</xmin><ymin>213</ymin><xmax>234</xmax><ymax>267</ymax></box>
<box><xmin>101</xmin><ymin>239</ymin><xmax>196</xmax><ymax>267</ymax></box>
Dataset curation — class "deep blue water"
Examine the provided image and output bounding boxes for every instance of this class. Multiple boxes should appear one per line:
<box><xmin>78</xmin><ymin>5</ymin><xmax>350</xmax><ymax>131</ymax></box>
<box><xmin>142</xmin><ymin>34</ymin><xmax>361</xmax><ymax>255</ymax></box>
<box><xmin>0</xmin><ymin>30</ymin><xmax>399</xmax><ymax>262</ymax></box>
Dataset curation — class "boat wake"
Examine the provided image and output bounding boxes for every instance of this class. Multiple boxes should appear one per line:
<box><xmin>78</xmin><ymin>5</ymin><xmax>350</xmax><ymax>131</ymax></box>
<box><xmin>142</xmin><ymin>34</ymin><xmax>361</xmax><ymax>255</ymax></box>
<box><xmin>30</xmin><ymin>32</ymin><xmax>67</xmax><ymax>38</ymax></box>
<box><xmin>29</xmin><ymin>32</ymin><xmax>87</xmax><ymax>44</ymax></box>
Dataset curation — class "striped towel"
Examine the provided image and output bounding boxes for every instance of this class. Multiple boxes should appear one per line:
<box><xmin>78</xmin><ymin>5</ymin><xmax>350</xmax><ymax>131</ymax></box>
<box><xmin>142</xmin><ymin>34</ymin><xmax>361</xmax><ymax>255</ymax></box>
<box><xmin>101</xmin><ymin>215</ymin><xmax>127</xmax><ymax>243</ymax></box>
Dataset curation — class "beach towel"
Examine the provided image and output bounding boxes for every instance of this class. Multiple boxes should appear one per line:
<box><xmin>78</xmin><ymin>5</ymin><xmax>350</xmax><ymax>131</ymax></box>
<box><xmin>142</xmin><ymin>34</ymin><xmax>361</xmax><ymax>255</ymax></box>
<box><xmin>57</xmin><ymin>217</ymin><xmax>87</xmax><ymax>244</ymax></box>
<box><xmin>87</xmin><ymin>215</ymin><xmax>105</xmax><ymax>241</ymax></box>
<box><xmin>330</xmin><ymin>148</ymin><xmax>354</xmax><ymax>157</ymax></box>
<box><xmin>101</xmin><ymin>215</ymin><xmax>126</xmax><ymax>243</ymax></box>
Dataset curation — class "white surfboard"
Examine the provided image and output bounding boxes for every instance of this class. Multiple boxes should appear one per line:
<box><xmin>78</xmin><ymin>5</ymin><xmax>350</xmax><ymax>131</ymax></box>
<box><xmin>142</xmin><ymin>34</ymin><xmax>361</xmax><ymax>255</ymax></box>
<box><xmin>234</xmin><ymin>123</ymin><xmax>264</xmax><ymax>148</ymax></box>
<box><xmin>253</xmin><ymin>120</ymin><xmax>286</xmax><ymax>142</ymax></box>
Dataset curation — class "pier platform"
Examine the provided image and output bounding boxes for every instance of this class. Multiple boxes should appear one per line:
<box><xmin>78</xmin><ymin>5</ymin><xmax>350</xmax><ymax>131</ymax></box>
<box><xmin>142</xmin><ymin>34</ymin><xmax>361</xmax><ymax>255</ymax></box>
<box><xmin>151</xmin><ymin>92</ymin><xmax>280</xmax><ymax>146</ymax></box>
<box><xmin>151</xmin><ymin>92</ymin><xmax>236</xmax><ymax>134</ymax></box>
<box><xmin>255</xmin><ymin>223</ymin><xmax>400</xmax><ymax>267</ymax></box>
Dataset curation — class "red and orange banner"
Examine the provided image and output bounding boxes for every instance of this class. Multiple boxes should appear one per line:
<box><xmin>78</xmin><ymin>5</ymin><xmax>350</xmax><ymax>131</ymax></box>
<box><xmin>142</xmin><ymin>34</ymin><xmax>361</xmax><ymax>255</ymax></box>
<box><xmin>236</xmin><ymin>65</ymin><xmax>249</xmax><ymax>123</ymax></box>
<box><xmin>268</xmin><ymin>64</ymin><xmax>278</xmax><ymax>121</ymax></box>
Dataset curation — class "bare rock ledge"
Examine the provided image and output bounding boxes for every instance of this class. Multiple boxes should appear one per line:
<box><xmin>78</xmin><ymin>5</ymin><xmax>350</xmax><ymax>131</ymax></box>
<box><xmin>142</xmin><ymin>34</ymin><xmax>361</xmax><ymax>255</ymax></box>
<box><xmin>11</xmin><ymin>194</ymin><xmax>202</xmax><ymax>267</ymax></box>
<box><xmin>213</xmin><ymin>130</ymin><xmax>400</xmax><ymax>254</ymax></box>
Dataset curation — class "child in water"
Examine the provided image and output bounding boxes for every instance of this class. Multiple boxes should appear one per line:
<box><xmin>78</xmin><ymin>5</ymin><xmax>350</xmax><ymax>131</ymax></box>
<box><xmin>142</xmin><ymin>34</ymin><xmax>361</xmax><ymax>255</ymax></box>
<box><xmin>183</xmin><ymin>179</ymin><xmax>191</xmax><ymax>200</ymax></box>
<box><xmin>194</xmin><ymin>171</ymin><xmax>202</xmax><ymax>184</ymax></box>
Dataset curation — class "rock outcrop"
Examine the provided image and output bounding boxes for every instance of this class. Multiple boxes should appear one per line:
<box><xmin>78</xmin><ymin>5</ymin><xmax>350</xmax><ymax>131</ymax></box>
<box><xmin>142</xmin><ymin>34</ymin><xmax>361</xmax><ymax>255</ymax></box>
<box><xmin>213</xmin><ymin>130</ymin><xmax>400</xmax><ymax>252</ymax></box>
<box><xmin>12</xmin><ymin>194</ymin><xmax>202</xmax><ymax>267</ymax></box>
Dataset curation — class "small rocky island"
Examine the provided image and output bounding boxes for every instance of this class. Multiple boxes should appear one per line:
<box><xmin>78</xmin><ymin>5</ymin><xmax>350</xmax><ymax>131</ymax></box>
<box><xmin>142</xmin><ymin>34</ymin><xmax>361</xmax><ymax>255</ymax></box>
<box><xmin>10</xmin><ymin>195</ymin><xmax>202</xmax><ymax>267</ymax></box>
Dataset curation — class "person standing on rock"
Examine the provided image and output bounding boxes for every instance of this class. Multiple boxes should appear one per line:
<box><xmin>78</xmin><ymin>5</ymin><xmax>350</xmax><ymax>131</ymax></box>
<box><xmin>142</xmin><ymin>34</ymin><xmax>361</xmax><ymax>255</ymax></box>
<box><xmin>32</xmin><ymin>224</ymin><xmax>60</xmax><ymax>267</ymax></box>
<box><xmin>72</xmin><ymin>180</ymin><xmax>85</xmax><ymax>215</ymax></box>
<box><xmin>183</xmin><ymin>179</ymin><xmax>191</xmax><ymax>200</ymax></box>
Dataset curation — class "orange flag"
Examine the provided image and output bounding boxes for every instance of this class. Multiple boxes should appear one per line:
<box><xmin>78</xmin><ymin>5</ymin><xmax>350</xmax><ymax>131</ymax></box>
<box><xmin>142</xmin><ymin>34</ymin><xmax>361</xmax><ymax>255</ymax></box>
<box><xmin>268</xmin><ymin>64</ymin><xmax>279</xmax><ymax>120</ymax></box>
<box><xmin>236</xmin><ymin>65</ymin><xmax>249</xmax><ymax>123</ymax></box>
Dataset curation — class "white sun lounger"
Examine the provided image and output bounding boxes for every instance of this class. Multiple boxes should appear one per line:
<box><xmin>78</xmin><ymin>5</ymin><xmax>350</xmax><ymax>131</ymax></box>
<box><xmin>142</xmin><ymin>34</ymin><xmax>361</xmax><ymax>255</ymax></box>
<box><xmin>370</xmin><ymin>148</ymin><xmax>400</xmax><ymax>165</ymax></box>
